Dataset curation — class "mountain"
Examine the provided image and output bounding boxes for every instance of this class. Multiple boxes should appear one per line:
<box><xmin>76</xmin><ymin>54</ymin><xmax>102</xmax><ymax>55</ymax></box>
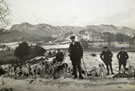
<box><xmin>84</xmin><ymin>24</ymin><xmax>135</xmax><ymax>36</ymax></box>
<box><xmin>10</xmin><ymin>22</ymin><xmax>84</xmax><ymax>36</ymax></box>
<box><xmin>10</xmin><ymin>23</ymin><xmax>59</xmax><ymax>37</ymax></box>
<box><xmin>0</xmin><ymin>22</ymin><xmax>135</xmax><ymax>42</ymax></box>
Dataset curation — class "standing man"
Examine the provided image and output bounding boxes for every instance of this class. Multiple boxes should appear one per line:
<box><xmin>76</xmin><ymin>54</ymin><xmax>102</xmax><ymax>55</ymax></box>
<box><xmin>68</xmin><ymin>36</ymin><xmax>84</xmax><ymax>79</ymax></box>
<box><xmin>55</xmin><ymin>49</ymin><xmax>64</xmax><ymax>64</ymax></box>
<box><xmin>100</xmin><ymin>46</ymin><xmax>114</xmax><ymax>75</ymax></box>
<box><xmin>117</xmin><ymin>47</ymin><xmax>129</xmax><ymax>74</ymax></box>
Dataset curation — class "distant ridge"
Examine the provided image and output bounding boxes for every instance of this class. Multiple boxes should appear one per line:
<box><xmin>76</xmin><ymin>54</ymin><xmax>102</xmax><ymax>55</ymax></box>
<box><xmin>0</xmin><ymin>22</ymin><xmax>135</xmax><ymax>42</ymax></box>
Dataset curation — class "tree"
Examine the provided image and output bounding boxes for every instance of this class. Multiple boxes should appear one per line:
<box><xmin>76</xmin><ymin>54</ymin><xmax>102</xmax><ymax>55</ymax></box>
<box><xmin>14</xmin><ymin>42</ymin><xmax>30</xmax><ymax>61</ymax></box>
<box><xmin>102</xmin><ymin>32</ymin><xmax>114</xmax><ymax>48</ymax></box>
<box><xmin>116</xmin><ymin>33</ymin><xmax>131</xmax><ymax>43</ymax></box>
<box><xmin>79</xmin><ymin>30</ymin><xmax>86</xmax><ymax>35</ymax></box>
<box><xmin>80</xmin><ymin>39</ymin><xmax>89</xmax><ymax>49</ymax></box>
<box><xmin>35</xmin><ymin>45</ymin><xmax>46</xmax><ymax>56</ymax></box>
<box><xmin>0</xmin><ymin>0</ymin><xmax>10</xmax><ymax>29</ymax></box>
<box><xmin>116</xmin><ymin>33</ymin><xmax>124</xmax><ymax>43</ymax></box>
<box><xmin>65</xmin><ymin>32</ymin><xmax>74</xmax><ymax>37</ymax></box>
<box><xmin>28</xmin><ymin>45</ymin><xmax>46</xmax><ymax>59</ymax></box>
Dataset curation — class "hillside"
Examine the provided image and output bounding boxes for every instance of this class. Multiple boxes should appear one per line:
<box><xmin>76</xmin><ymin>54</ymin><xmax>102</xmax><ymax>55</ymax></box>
<box><xmin>0</xmin><ymin>22</ymin><xmax>135</xmax><ymax>42</ymax></box>
<box><xmin>85</xmin><ymin>25</ymin><xmax>135</xmax><ymax>35</ymax></box>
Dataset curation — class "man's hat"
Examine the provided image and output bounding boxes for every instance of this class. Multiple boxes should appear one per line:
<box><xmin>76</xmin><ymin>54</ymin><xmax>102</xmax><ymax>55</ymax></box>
<box><xmin>70</xmin><ymin>36</ymin><xmax>75</xmax><ymax>39</ymax></box>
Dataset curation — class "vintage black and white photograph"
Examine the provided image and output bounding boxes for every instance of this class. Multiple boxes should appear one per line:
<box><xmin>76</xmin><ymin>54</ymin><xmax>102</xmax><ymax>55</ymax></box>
<box><xmin>0</xmin><ymin>0</ymin><xmax>135</xmax><ymax>91</ymax></box>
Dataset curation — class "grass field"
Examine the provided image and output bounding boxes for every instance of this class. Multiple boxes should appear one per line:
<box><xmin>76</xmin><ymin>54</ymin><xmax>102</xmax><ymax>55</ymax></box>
<box><xmin>0</xmin><ymin>50</ymin><xmax>19</xmax><ymax>65</ymax></box>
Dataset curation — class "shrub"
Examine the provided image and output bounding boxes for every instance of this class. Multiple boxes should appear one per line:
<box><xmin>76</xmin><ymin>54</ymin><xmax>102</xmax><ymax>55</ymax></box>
<box><xmin>14</xmin><ymin>42</ymin><xmax>30</xmax><ymax>61</ymax></box>
<box><xmin>28</xmin><ymin>45</ymin><xmax>46</xmax><ymax>59</ymax></box>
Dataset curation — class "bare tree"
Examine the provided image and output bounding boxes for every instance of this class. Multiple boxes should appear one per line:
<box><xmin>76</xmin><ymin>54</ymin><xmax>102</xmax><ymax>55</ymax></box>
<box><xmin>0</xmin><ymin>0</ymin><xmax>9</xmax><ymax>29</ymax></box>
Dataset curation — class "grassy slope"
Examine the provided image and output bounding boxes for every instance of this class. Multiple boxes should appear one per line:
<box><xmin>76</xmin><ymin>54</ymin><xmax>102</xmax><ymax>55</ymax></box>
<box><xmin>0</xmin><ymin>50</ymin><xmax>19</xmax><ymax>65</ymax></box>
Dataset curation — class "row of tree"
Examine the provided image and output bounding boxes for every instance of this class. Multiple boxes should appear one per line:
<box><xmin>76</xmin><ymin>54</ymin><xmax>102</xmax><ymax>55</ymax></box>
<box><xmin>101</xmin><ymin>32</ymin><xmax>132</xmax><ymax>43</ymax></box>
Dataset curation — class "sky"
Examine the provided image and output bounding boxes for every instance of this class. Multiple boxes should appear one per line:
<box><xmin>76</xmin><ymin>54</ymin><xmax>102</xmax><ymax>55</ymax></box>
<box><xmin>7</xmin><ymin>0</ymin><xmax>135</xmax><ymax>28</ymax></box>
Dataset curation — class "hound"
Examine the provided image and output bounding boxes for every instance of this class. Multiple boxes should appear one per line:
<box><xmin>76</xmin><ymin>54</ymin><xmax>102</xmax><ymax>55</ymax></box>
<box><xmin>98</xmin><ymin>63</ymin><xmax>106</xmax><ymax>78</ymax></box>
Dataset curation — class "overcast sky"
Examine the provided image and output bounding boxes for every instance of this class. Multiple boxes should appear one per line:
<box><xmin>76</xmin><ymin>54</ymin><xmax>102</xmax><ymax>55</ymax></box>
<box><xmin>7</xmin><ymin>0</ymin><xmax>135</xmax><ymax>28</ymax></box>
